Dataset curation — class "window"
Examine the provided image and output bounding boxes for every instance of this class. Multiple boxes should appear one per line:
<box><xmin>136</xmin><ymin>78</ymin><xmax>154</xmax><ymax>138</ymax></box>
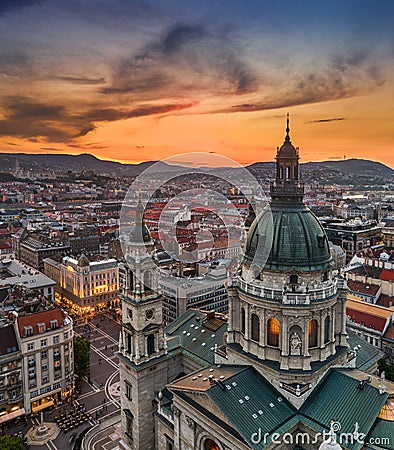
<box><xmin>38</xmin><ymin>323</ymin><xmax>46</xmax><ymax>333</ymax></box>
<box><xmin>166</xmin><ymin>437</ymin><xmax>174</xmax><ymax>450</ymax></box>
<box><xmin>125</xmin><ymin>382</ymin><xmax>132</xmax><ymax>400</ymax></box>
<box><xmin>42</xmin><ymin>363</ymin><xmax>48</xmax><ymax>371</ymax></box>
<box><xmin>125</xmin><ymin>410</ymin><xmax>133</xmax><ymax>440</ymax></box>
<box><xmin>53</xmin><ymin>336</ymin><xmax>59</xmax><ymax>345</ymax></box>
<box><xmin>204</xmin><ymin>439</ymin><xmax>220</xmax><ymax>450</ymax></box>
<box><xmin>147</xmin><ymin>334</ymin><xmax>155</xmax><ymax>356</ymax></box>
<box><xmin>41</xmin><ymin>351</ymin><xmax>47</xmax><ymax>360</ymax></box>
<box><xmin>42</xmin><ymin>375</ymin><xmax>49</xmax><ymax>384</ymax></box>
<box><xmin>290</xmin><ymin>275</ymin><xmax>298</xmax><ymax>285</ymax></box>
<box><xmin>267</xmin><ymin>318</ymin><xmax>280</xmax><ymax>347</ymax></box>
<box><xmin>40</xmin><ymin>339</ymin><xmax>47</xmax><ymax>348</ymax></box>
<box><xmin>27</xmin><ymin>343</ymin><xmax>34</xmax><ymax>351</ymax></box>
<box><xmin>241</xmin><ymin>307</ymin><xmax>245</xmax><ymax>334</ymax></box>
<box><xmin>308</xmin><ymin>319</ymin><xmax>318</xmax><ymax>348</ymax></box>
<box><xmin>64</xmin><ymin>332</ymin><xmax>69</xmax><ymax>340</ymax></box>
<box><xmin>322</xmin><ymin>271</ymin><xmax>329</xmax><ymax>282</ymax></box>
<box><xmin>324</xmin><ymin>316</ymin><xmax>330</xmax><ymax>344</ymax></box>
<box><xmin>251</xmin><ymin>314</ymin><xmax>260</xmax><ymax>342</ymax></box>
<box><xmin>24</xmin><ymin>326</ymin><xmax>33</xmax><ymax>337</ymax></box>
<box><xmin>50</xmin><ymin>319</ymin><xmax>58</xmax><ymax>330</ymax></box>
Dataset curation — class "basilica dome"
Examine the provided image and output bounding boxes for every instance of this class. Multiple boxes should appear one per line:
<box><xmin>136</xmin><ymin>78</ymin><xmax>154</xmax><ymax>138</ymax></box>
<box><xmin>244</xmin><ymin>202</ymin><xmax>331</xmax><ymax>272</ymax></box>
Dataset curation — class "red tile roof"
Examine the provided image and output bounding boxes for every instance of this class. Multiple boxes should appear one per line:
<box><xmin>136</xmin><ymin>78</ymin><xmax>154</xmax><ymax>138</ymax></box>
<box><xmin>347</xmin><ymin>280</ymin><xmax>380</xmax><ymax>296</ymax></box>
<box><xmin>379</xmin><ymin>269</ymin><xmax>394</xmax><ymax>282</ymax></box>
<box><xmin>346</xmin><ymin>296</ymin><xmax>392</xmax><ymax>333</ymax></box>
<box><xmin>384</xmin><ymin>325</ymin><xmax>394</xmax><ymax>340</ymax></box>
<box><xmin>377</xmin><ymin>294</ymin><xmax>394</xmax><ymax>308</ymax></box>
<box><xmin>17</xmin><ymin>308</ymin><xmax>65</xmax><ymax>338</ymax></box>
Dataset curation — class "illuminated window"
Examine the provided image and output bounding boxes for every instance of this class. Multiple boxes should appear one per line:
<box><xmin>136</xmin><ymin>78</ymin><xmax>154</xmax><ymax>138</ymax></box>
<box><xmin>267</xmin><ymin>318</ymin><xmax>280</xmax><ymax>347</ymax></box>
<box><xmin>204</xmin><ymin>439</ymin><xmax>220</xmax><ymax>450</ymax></box>
<box><xmin>308</xmin><ymin>319</ymin><xmax>318</xmax><ymax>348</ymax></box>
<box><xmin>251</xmin><ymin>314</ymin><xmax>260</xmax><ymax>342</ymax></box>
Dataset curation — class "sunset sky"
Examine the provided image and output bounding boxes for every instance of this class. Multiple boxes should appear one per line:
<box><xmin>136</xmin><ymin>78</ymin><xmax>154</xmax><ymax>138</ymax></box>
<box><xmin>0</xmin><ymin>0</ymin><xmax>393</xmax><ymax>166</ymax></box>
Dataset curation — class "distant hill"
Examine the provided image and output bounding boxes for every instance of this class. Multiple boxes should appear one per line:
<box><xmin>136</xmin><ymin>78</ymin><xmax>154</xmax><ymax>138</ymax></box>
<box><xmin>247</xmin><ymin>158</ymin><xmax>394</xmax><ymax>179</ymax></box>
<box><xmin>303</xmin><ymin>159</ymin><xmax>394</xmax><ymax>177</ymax></box>
<box><xmin>0</xmin><ymin>152</ymin><xmax>180</xmax><ymax>176</ymax></box>
<box><xmin>1</xmin><ymin>152</ymin><xmax>392</xmax><ymax>181</ymax></box>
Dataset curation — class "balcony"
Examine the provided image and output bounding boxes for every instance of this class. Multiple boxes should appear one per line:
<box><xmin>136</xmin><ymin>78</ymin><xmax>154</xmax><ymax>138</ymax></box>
<box><xmin>8</xmin><ymin>393</ymin><xmax>23</xmax><ymax>404</ymax></box>
<box><xmin>28</xmin><ymin>360</ymin><xmax>36</xmax><ymax>367</ymax></box>
<box><xmin>29</xmin><ymin>373</ymin><xmax>36</xmax><ymax>379</ymax></box>
<box><xmin>237</xmin><ymin>278</ymin><xmax>340</xmax><ymax>305</ymax></box>
<box><xmin>54</xmin><ymin>353</ymin><xmax>61</xmax><ymax>360</ymax></box>
<box><xmin>7</xmin><ymin>381</ymin><xmax>22</xmax><ymax>389</ymax></box>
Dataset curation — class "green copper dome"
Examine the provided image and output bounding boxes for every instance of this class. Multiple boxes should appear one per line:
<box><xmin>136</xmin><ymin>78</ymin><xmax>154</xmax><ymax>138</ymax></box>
<box><xmin>244</xmin><ymin>203</ymin><xmax>331</xmax><ymax>272</ymax></box>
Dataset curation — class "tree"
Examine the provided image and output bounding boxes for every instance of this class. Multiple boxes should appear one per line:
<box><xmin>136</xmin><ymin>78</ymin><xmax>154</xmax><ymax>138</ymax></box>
<box><xmin>0</xmin><ymin>436</ymin><xmax>25</xmax><ymax>450</ymax></box>
<box><xmin>378</xmin><ymin>358</ymin><xmax>394</xmax><ymax>382</ymax></box>
<box><xmin>74</xmin><ymin>336</ymin><xmax>91</xmax><ymax>379</ymax></box>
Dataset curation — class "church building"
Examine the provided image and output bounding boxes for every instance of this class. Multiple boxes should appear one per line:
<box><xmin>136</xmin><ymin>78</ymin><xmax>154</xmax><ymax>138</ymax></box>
<box><xmin>118</xmin><ymin>118</ymin><xmax>394</xmax><ymax>450</ymax></box>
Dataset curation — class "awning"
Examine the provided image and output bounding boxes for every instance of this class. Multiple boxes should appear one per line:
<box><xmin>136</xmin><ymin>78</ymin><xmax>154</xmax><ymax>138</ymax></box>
<box><xmin>0</xmin><ymin>408</ymin><xmax>26</xmax><ymax>424</ymax></box>
<box><xmin>32</xmin><ymin>400</ymin><xmax>54</xmax><ymax>413</ymax></box>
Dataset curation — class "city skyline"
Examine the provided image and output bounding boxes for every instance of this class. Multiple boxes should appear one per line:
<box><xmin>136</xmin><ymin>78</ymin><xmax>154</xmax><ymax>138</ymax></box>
<box><xmin>0</xmin><ymin>1</ymin><xmax>393</xmax><ymax>166</ymax></box>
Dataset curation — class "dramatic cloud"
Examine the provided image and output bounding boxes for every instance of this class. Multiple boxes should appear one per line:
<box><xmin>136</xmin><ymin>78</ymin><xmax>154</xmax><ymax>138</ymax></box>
<box><xmin>104</xmin><ymin>23</ymin><xmax>258</xmax><ymax>98</ymax></box>
<box><xmin>0</xmin><ymin>96</ymin><xmax>197</xmax><ymax>141</ymax></box>
<box><xmin>307</xmin><ymin>118</ymin><xmax>346</xmax><ymax>123</ymax></box>
<box><xmin>225</xmin><ymin>49</ymin><xmax>385</xmax><ymax>113</ymax></box>
<box><xmin>49</xmin><ymin>76</ymin><xmax>106</xmax><ymax>85</ymax></box>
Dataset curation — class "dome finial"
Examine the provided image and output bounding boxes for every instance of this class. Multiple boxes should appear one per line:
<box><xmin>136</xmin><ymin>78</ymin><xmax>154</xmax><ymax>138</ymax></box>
<box><xmin>285</xmin><ymin>112</ymin><xmax>290</xmax><ymax>141</ymax></box>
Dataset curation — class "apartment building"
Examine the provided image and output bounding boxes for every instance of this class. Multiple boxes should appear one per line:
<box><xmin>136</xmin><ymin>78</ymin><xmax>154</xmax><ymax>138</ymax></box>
<box><xmin>16</xmin><ymin>308</ymin><xmax>74</xmax><ymax>414</ymax></box>
<box><xmin>0</xmin><ymin>325</ymin><xmax>24</xmax><ymax>428</ymax></box>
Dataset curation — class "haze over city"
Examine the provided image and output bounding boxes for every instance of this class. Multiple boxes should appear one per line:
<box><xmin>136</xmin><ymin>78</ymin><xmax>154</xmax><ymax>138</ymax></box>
<box><xmin>0</xmin><ymin>0</ymin><xmax>393</xmax><ymax>166</ymax></box>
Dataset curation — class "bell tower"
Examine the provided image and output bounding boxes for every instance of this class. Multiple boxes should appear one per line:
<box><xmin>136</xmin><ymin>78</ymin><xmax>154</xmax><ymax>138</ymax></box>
<box><xmin>119</xmin><ymin>195</ymin><xmax>167</xmax><ymax>450</ymax></box>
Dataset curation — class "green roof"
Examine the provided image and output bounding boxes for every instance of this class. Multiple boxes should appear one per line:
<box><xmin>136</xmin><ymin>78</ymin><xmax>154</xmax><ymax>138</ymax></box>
<box><xmin>367</xmin><ymin>418</ymin><xmax>394</xmax><ymax>449</ymax></box>
<box><xmin>165</xmin><ymin>309</ymin><xmax>227</xmax><ymax>365</ymax></box>
<box><xmin>301</xmin><ymin>369</ymin><xmax>389</xmax><ymax>450</ymax></box>
<box><xmin>244</xmin><ymin>203</ymin><xmax>331</xmax><ymax>272</ymax></box>
<box><xmin>207</xmin><ymin>367</ymin><xmax>296</xmax><ymax>449</ymax></box>
<box><xmin>347</xmin><ymin>329</ymin><xmax>384</xmax><ymax>372</ymax></box>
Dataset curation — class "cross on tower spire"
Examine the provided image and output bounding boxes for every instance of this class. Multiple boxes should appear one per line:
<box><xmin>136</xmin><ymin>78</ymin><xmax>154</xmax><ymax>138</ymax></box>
<box><xmin>285</xmin><ymin>112</ymin><xmax>290</xmax><ymax>141</ymax></box>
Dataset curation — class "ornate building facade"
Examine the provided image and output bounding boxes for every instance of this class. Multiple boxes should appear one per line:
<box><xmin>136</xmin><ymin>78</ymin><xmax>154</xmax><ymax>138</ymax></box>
<box><xmin>119</xmin><ymin>119</ymin><xmax>393</xmax><ymax>450</ymax></box>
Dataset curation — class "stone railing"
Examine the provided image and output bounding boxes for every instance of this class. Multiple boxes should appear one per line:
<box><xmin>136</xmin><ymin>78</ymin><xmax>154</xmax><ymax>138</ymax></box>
<box><xmin>236</xmin><ymin>278</ymin><xmax>338</xmax><ymax>305</ymax></box>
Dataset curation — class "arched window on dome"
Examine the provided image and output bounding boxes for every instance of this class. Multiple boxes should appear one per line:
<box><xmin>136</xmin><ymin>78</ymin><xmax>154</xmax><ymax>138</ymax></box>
<box><xmin>267</xmin><ymin>318</ymin><xmax>280</xmax><ymax>347</ymax></box>
<box><xmin>204</xmin><ymin>438</ymin><xmax>220</xmax><ymax>450</ymax></box>
<box><xmin>251</xmin><ymin>314</ymin><xmax>260</xmax><ymax>342</ymax></box>
<box><xmin>308</xmin><ymin>319</ymin><xmax>318</xmax><ymax>348</ymax></box>
<box><xmin>324</xmin><ymin>316</ymin><xmax>330</xmax><ymax>344</ymax></box>
<box><xmin>241</xmin><ymin>307</ymin><xmax>246</xmax><ymax>335</ymax></box>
